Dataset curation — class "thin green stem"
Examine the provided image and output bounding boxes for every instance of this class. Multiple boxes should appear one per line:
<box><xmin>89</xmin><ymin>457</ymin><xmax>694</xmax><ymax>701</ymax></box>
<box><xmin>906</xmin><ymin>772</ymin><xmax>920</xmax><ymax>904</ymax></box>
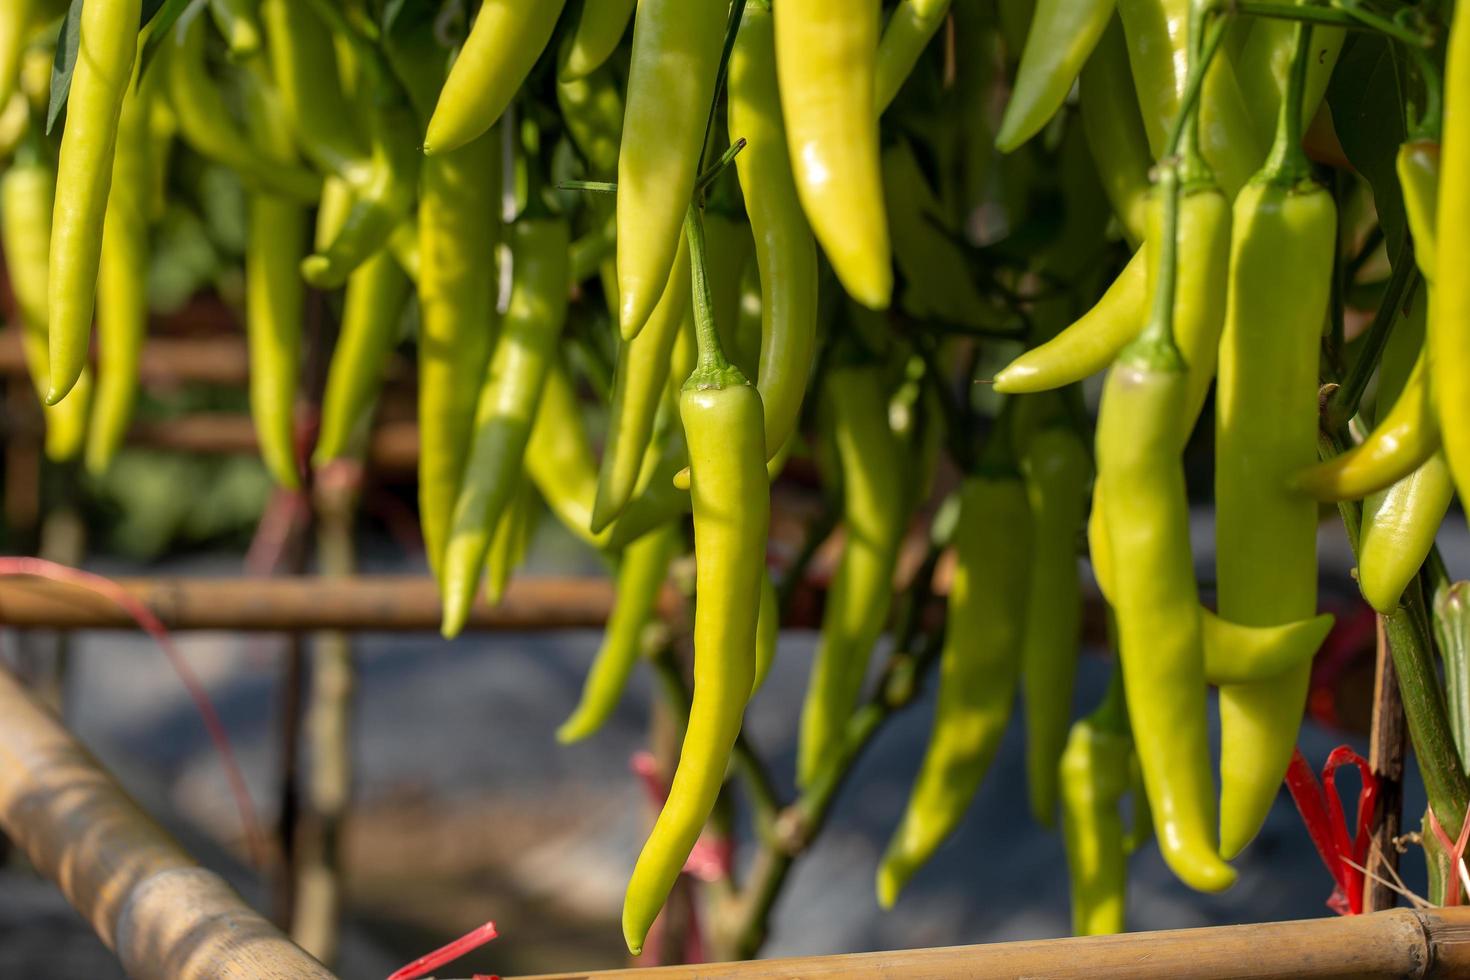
<box><xmin>1326</xmin><ymin>241</ymin><xmax>1419</xmax><ymax>431</ymax></box>
<box><xmin>695</xmin><ymin>138</ymin><xmax>748</xmax><ymax>196</ymax></box>
<box><xmin>1229</xmin><ymin>0</ymin><xmax>1428</xmax><ymax>46</ymax></box>
<box><xmin>1164</xmin><ymin>15</ymin><xmax>1230</xmax><ymax>162</ymax></box>
<box><xmin>684</xmin><ymin>204</ymin><xmax>737</xmax><ymax>378</ymax></box>
<box><xmin>697</xmin><ymin>0</ymin><xmax>750</xmax><ymax>179</ymax></box>
<box><xmin>559</xmin><ymin>179</ymin><xmax>617</xmax><ymax>194</ymax></box>
<box><xmin>1261</xmin><ymin>12</ymin><xmax>1315</xmax><ymax>183</ymax></box>
<box><xmin>1332</xmin><ymin>0</ymin><xmax>1436</xmax><ymax>47</ymax></box>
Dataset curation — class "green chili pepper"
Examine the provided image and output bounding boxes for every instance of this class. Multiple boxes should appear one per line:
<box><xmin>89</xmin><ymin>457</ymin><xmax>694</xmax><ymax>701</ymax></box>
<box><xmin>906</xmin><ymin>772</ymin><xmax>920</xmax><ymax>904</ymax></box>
<box><xmin>525</xmin><ymin>359</ymin><xmax>614</xmax><ymax>550</ymax></box>
<box><xmin>798</xmin><ymin>363</ymin><xmax>910</xmax><ymax>788</ymax></box>
<box><xmin>1434</xmin><ymin>7</ymin><xmax>1470</xmax><ymax>514</ymax></box>
<box><xmin>559</xmin><ymin>523</ymin><xmax>681</xmax><ymax>743</ymax></box>
<box><xmin>484</xmin><ymin>475</ymin><xmax>540</xmax><ymax>605</ymax></box>
<box><xmin>877</xmin><ymin>470</ymin><xmax>1032</xmax><ymax>907</ymax></box>
<box><xmin>163</xmin><ymin>14</ymin><xmax>320</xmax><ymax>204</ymax></box>
<box><xmin>1233</xmin><ymin>19</ymin><xmax>1343</xmax><ymax>148</ymax></box>
<box><xmin>874</xmin><ymin>0</ymin><xmax>952</xmax><ymax>114</ymax></box>
<box><xmin>45</xmin><ymin>0</ymin><xmax>140</xmax><ymax>405</ymax></box>
<box><xmin>1060</xmin><ymin>673</ymin><xmax>1132</xmax><ymax>936</ymax></box>
<box><xmin>592</xmin><ymin>238</ymin><xmax>692</xmax><ymax>533</ymax></box>
<box><xmin>616</xmin><ymin>0</ymin><xmax>725</xmax><ymax>339</ymax></box>
<box><xmin>1214</xmin><ymin>22</ymin><xmax>1336</xmax><ymax>860</ymax></box>
<box><xmin>559</xmin><ymin>0</ymin><xmax>636</xmax><ymax>82</ymax></box>
<box><xmin>775</xmin><ymin>0</ymin><xmax>891</xmax><ymax>310</ymax></box>
<box><xmin>604</xmin><ymin>418</ymin><xmax>694</xmax><ymax>551</ymax></box>
<box><xmin>2</xmin><ymin>140</ymin><xmax>93</xmax><ymax>462</ymax></box>
<box><xmin>752</xmin><ymin>570</ymin><xmax>779</xmax><ymax>696</ymax></box>
<box><xmin>996</xmin><ymin>0</ymin><xmax>1113</xmax><ymax>152</ymax></box>
<box><xmin>1400</xmin><ymin>140</ymin><xmax>1440</xmax><ymax>277</ymax></box>
<box><xmin>313</xmin><ymin>250</ymin><xmax>411</xmax><ymax>466</ymax></box>
<box><xmin>441</xmin><ymin>218</ymin><xmax>572</xmax><ymax>638</ymax></box>
<box><xmin>85</xmin><ymin>68</ymin><xmax>153</xmax><ymax>476</ymax></box>
<box><xmin>622</xmin><ymin>207</ymin><xmax>768</xmax><ymax>955</ymax></box>
<box><xmin>0</xmin><ymin>0</ymin><xmax>63</xmax><ymax>115</ymax></box>
<box><xmin>259</xmin><ymin>0</ymin><xmax>363</xmax><ymax>178</ymax></box>
<box><xmin>1021</xmin><ymin>424</ymin><xmax>1091</xmax><ymax>826</ymax></box>
<box><xmin>1079</xmin><ymin>17</ymin><xmax>1151</xmax><ymax>246</ymax></box>
<box><xmin>423</xmin><ymin>0</ymin><xmax>568</xmax><ymax>156</ymax></box>
<box><xmin>418</xmin><ymin>129</ymin><xmax>502</xmax><ymax>582</ymax></box>
<box><xmin>209</xmin><ymin>0</ymin><xmax>263</xmax><ymax>60</ymax></box>
<box><xmin>557</xmin><ymin>61</ymin><xmax>623</xmax><ymax>181</ymax></box>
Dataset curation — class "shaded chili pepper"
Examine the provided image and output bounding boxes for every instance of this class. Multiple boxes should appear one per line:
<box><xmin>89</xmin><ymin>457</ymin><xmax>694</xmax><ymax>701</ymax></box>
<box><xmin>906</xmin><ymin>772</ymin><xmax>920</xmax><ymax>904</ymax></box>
<box><xmin>46</xmin><ymin>0</ymin><xmax>141</xmax><ymax>405</ymax></box>
<box><xmin>592</xmin><ymin>239</ymin><xmax>692</xmax><ymax>533</ymax></box>
<box><xmin>1215</xmin><ymin>21</ymin><xmax>1337</xmax><ymax>860</ymax></box>
<box><xmin>874</xmin><ymin>0</ymin><xmax>952</xmax><ymax>114</ymax></box>
<box><xmin>616</xmin><ymin>0</ymin><xmax>726</xmax><ymax>339</ymax></box>
<box><xmin>877</xmin><ymin>468</ymin><xmax>1033</xmax><ymax>907</ymax></box>
<box><xmin>798</xmin><ymin>363</ymin><xmax>911</xmax><ymax>788</ymax></box>
<box><xmin>1060</xmin><ymin>672</ymin><xmax>1132</xmax><ymax>936</ymax></box>
<box><xmin>604</xmin><ymin>419</ymin><xmax>694</xmax><ymax>552</ymax></box>
<box><xmin>209</xmin><ymin>0</ymin><xmax>263</xmax><ymax>60</ymax></box>
<box><xmin>622</xmin><ymin>206</ymin><xmax>768</xmax><ymax>956</ymax></box>
<box><xmin>775</xmin><ymin>0</ymin><xmax>891</xmax><ymax>310</ymax></box>
<box><xmin>312</xmin><ymin>250</ymin><xmax>411</xmax><ymax>466</ymax></box>
<box><xmin>1</xmin><ymin>139</ymin><xmax>93</xmax><ymax>462</ymax></box>
<box><xmin>441</xmin><ymin>219</ymin><xmax>572</xmax><ymax>637</ymax></box>
<box><xmin>557</xmin><ymin>60</ymin><xmax>623</xmax><ymax>181</ymax></box>
<box><xmin>751</xmin><ymin>570</ymin><xmax>779</xmax><ymax>697</ymax></box>
<box><xmin>1432</xmin><ymin>9</ymin><xmax>1470</xmax><ymax>513</ymax></box>
<box><xmin>423</xmin><ymin>0</ymin><xmax>569</xmax><ymax>156</ymax></box>
<box><xmin>525</xmin><ymin>359</ymin><xmax>614</xmax><ymax>550</ymax></box>
<box><xmin>484</xmin><ymin>475</ymin><xmax>539</xmax><ymax>605</ymax></box>
<box><xmin>996</xmin><ymin>0</ymin><xmax>1113</xmax><ymax>152</ymax></box>
<box><xmin>559</xmin><ymin>523</ymin><xmax>681</xmax><ymax>744</ymax></box>
<box><xmin>85</xmin><ymin>68</ymin><xmax>153</xmax><ymax>476</ymax></box>
<box><xmin>1021</xmin><ymin>423</ymin><xmax>1091</xmax><ymax>826</ymax></box>
<box><xmin>163</xmin><ymin>14</ymin><xmax>321</xmax><ymax>204</ymax></box>
<box><xmin>417</xmin><ymin>129</ymin><xmax>502</xmax><ymax>582</ymax></box>
<box><xmin>1234</xmin><ymin>19</ymin><xmax>1343</xmax><ymax>149</ymax></box>
<box><xmin>0</xmin><ymin>0</ymin><xmax>63</xmax><ymax>114</ymax></box>
<box><xmin>1078</xmin><ymin>17</ymin><xmax>1151</xmax><ymax>246</ymax></box>
<box><xmin>559</xmin><ymin>0</ymin><xmax>636</xmax><ymax>82</ymax></box>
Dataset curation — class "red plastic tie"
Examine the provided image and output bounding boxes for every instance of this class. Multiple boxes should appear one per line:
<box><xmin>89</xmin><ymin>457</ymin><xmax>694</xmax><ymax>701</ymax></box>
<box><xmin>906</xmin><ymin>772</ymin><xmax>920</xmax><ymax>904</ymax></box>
<box><xmin>1284</xmin><ymin>745</ymin><xmax>1379</xmax><ymax>914</ymax></box>
<box><xmin>1426</xmin><ymin>805</ymin><xmax>1470</xmax><ymax>906</ymax></box>
<box><xmin>386</xmin><ymin>920</ymin><xmax>498</xmax><ymax>980</ymax></box>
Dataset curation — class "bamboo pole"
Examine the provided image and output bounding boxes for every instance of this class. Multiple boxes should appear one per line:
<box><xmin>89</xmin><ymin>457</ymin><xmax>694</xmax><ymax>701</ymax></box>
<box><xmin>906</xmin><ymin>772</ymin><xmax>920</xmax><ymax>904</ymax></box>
<box><xmin>0</xmin><ymin>574</ymin><xmax>666</xmax><ymax>632</ymax></box>
<box><xmin>0</xmin><ymin>329</ymin><xmax>250</xmax><ymax>385</ymax></box>
<box><xmin>125</xmin><ymin>414</ymin><xmax>420</xmax><ymax>472</ymax></box>
<box><xmin>512</xmin><ymin>907</ymin><xmax>1470</xmax><ymax>980</ymax></box>
<box><xmin>0</xmin><ymin>661</ymin><xmax>335</xmax><ymax>979</ymax></box>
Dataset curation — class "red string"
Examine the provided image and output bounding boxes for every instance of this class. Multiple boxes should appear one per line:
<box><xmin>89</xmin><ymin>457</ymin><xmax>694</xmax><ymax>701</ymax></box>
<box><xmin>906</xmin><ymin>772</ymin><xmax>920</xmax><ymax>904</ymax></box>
<box><xmin>0</xmin><ymin>558</ymin><xmax>267</xmax><ymax>868</ymax></box>
<box><xmin>1285</xmin><ymin>745</ymin><xmax>1380</xmax><ymax>915</ymax></box>
<box><xmin>1426</xmin><ymin>806</ymin><xmax>1470</xmax><ymax>906</ymax></box>
<box><xmin>386</xmin><ymin>921</ymin><xmax>498</xmax><ymax>980</ymax></box>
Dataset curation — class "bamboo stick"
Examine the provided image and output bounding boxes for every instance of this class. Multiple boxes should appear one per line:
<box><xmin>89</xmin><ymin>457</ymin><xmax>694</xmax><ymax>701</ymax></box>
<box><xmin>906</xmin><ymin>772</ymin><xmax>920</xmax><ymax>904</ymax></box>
<box><xmin>0</xmin><ymin>661</ymin><xmax>336</xmax><ymax>979</ymax></box>
<box><xmin>0</xmin><ymin>574</ymin><xmax>664</xmax><ymax>632</ymax></box>
<box><xmin>512</xmin><ymin>907</ymin><xmax>1470</xmax><ymax>980</ymax></box>
<box><xmin>0</xmin><ymin>329</ymin><xmax>250</xmax><ymax>385</ymax></box>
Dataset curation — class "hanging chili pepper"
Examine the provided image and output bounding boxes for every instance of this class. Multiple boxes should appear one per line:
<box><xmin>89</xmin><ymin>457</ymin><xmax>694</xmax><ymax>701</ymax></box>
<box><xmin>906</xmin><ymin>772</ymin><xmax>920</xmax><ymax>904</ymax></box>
<box><xmin>616</xmin><ymin>0</ymin><xmax>726</xmax><ymax>339</ymax></box>
<box><xmin>423</xmin><ymin>0</ymin><xmax>568</xmax><ymax>155</ymax></box>
<box><xmin>1078</xmin><ymin>17</ymin><xmax>1151</xmax><ymax>246</ymax></box>
<box><xmin>560</xmin><ymin>0</ymin><xmax>636</xmax><ymax>82</ymax></box>
<box><xmin>441</xmin><ymin>218</ymin><xmax>572</xmax><ymax>637</ymax></box>
<box><xmin>1433</xmin><ymin>5</ymin><xmax>1470</xmax><ymax>517</ymax></box>
<box><xmin>775</xmin><ymin>0</ymin><xmax>891</xmax><ymax>310</ymax></box>
<box><xmin>1060</xmin><ymin>672</ymin><xmax>1133</xmax><ymax>936</ymax></box>
<box><xmin>875</xmin><ymin>0</ymin><xmax>952</xmax><ymax>114</ymax></box>
<box><xmin>209</xmin><ymin>0</ymin><xmax>263</xmax><ymax>60</ymax></box>
<box><xmin>45</xmin><ymin>0</ymin><xmax>141</xmax><ymax>405</ymax></box>
<box><xmin>996</xmin><ymin>0</ymin><xmax>1114</xmax><ymax>152</ymax></box>
<box><xmin>524</xmin><ymin>360</ymin><xmax>614</xmax><ymax>551</ymax></box>
<box><xmin>484</xmin><ymin>475</ymin><xmax>540</xmax><ymax>605</ymax></box>
<box><xmin>878</xmin><ymin>468</ymin><xmax>1033</xmax><ymax>906</ymax></box>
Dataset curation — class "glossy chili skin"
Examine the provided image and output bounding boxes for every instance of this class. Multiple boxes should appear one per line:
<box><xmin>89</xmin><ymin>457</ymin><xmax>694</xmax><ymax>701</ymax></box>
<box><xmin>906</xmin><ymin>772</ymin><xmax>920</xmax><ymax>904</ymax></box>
<box><xmin>313</xmin><ymin>250</ymin><xmax>411</xmax><ymax>466</ymax></box>
<box><xmin>423</xmin><ymin>0</ymin><xmax>568</xmax><ymax>155</ymax></box>
<box><xmin>996</xmin><ymin>0</ymin><xmax>1113</xmax><ymax>151</ymax></box>
<box><xmin>616</xmin><ymin>0</ymin><xmax>725</xmax><ymax>339</ymax></box>
<box><xmin>1215</xmin><ymin>83</ymin><xmax>1337</xmax><ymax>860</ymax></box>
<box><xmin>775</xmin><ymin>0</ymin><xmax>891</xmax><ymax>310</ymax></box>
<box><xmin>417</xmin><ymin>129</ymin><xmax>502</xmax><ymax>583</ymax></box>
<box><xmin>46</xmin><ymin>0</ymin><xmax>141</xmax><ymax>405</ymax></box>
<box><xmin>1434</xmin><ymin>10</ymin><xmax>1470</xmax><ymax>513</ymax></box>
<box><xmin>874</xmin><ymin>0</ymin><xmax>951</xmax><ymax>114</ymax></box>
<box><xmin>559</xmin><ymin>523</ymin><xmax>681</xmax><ymax>744</ymax></box>
<box><xmin>797</xmin><ymin>364</ymin><xmax>910</xmax><ymax>788</ymax></box>
<box><xmin>441</xmin><ymin>219</ymin><xmax>572</xmax><ymax>637</ymax></box>
<box><xmin>86</xmin><ymin>69</ymin><xmax>153</xmax><ymax>476</ymax></box>
<box><xmin>1078</xmin><ymin>17</ymin><xmax>1151</xmax><ymax>246</ymax></box>
<box><xmin>559</xmin><ymin>0</ymin><xmax>636</xmax><ymax>82</ymax></box>
<box><xmin>1060</xmin><ymin>677</ymin><xmax>1133</xmax><ymax>936</ymax></box>
<box><xmin>622</xmin><ymin>378</ymin><xmax>767</xmax><ymax>956</ymax></box>
<box><xmin>1021</xmin><ymin>424</ymin><xmax>1091</xmax><ymax>825</ymax></box>
<box><xmin>877</xmin><ymin>471</ymin><xmax>1032</xmax><ymax>907</ymax></box>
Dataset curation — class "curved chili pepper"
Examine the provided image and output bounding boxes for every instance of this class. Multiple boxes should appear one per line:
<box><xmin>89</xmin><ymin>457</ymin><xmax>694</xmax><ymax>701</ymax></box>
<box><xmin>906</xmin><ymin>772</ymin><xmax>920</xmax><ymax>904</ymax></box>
<box><xmin>45</xmin><ymin>0</ymin><xmax>140</xmax><ymax>405</ymax></box>
<box><xmin>996</xmin><ymin>0</ymin><xmax>1113</xmax><ymax>152</ymax></box>
<box><xmin>592</xmin><ymin>239</ymin><xmax>692</xmax><ymax>533</ymax></box>
<box><xmin>775</xmin><ymin>0</ymin><xmax>891</xmax><ymax>310</ymax></box>
<box><xmin>417</xmin><ymin>129</ymin><xmax>502</xmax><ymax>582</ymax></box>
<box><xmin>484</xmin><ymin>475</ymin><xmax>539</xmax><ymax>605</ymax></box>
<box><xmin>616</xmin><ymin>0</ymin><xmax>725</xmax><ymax>339</ymax></box>
<box><xmin>752</xmin><ymin>571</ymin><xmax>779</xmax><ymax>696</ymax></box>
<box><xmin>313</xmin><ymin>251</ymin><xmax>411</xmax><ymax>466</ymax></box>
<box><xmin>209</xmin><ymin>0</ymin><xmax>263</xmax><ymax>60</ymax></box>
<box><xmin>1079</xmin><ymin>17</ymin><xmax>1151</xmax><ymax>246</ymax></box>
<box><xmin>560</xmin><ymin>0</ymin><xmax>636</xmax><ymax>82</ymax></box>
<box><xmin>1434</xmin><ymin>8</ymin><xmax>1470</xmax><ymax>513</ymax></box>
<box><xmin>1021</xmin><ymin>424</ymin><xmax>1090</xmax><ymax>826</ymax></box>
<box><xmin>557</xmin><ymin>62</ymin><xmax>623</xmax><ymax>181</ymax></box>
<box><xmin>85</xmin><ymin>70</ymin><xmax>153</xmax><ymax>476</ymax></box>
<box><xmin>874</xmin><ymin>0</ymin><xmax>952</xmax><ymax>114</ymax></box>
<box><xmin>259</xmin><ymin>0</ymin><xmax>364</xmax><ymax>178</ymax></box>
<box><xmin>441</xmin><ymin>218</ymin><xmax>572</xmax><ymax>638</ymax></box>
<box><xmin>1234</xmin><ymin>20</ymin><xmax>1343</xmax><ymax>148</ymax></box>
<box><xmin>0</xmin><ymin>0</ymin><xmax>61</xmax><ymax>113</ymax></box>
<box><xmin>604</xmin><ymin>420</ymin><xmax>694</xmax><ymax>552</ymax></box>
<box><xmin>525</xmin><ymin>360</ymin><xmax>614</xmax><ymax>550</ymax></box>
<box><xmin>797</xmin><ymin>364</ymin><xmax>910</xmax><ymax>788</ymax></box>
<box><xmin>2</xmin><ymin>142</ymin><xmax>93</xmax><ymax>462</ymax></box>
<box><xmin>1400</xmin><ymin>140</ymin><xmax>1440</xmax><ymax>276</ymax></box>
<box><xmin>622</xmin><ymin>211</ymin><xmax>767</xmax><ymax>950</ymax></box>
<box><xmin>992</xmin><ymin>249</ymin><xmax>1147</xmax><ymax>395</ymax></box>
<box><xmin>559</xmin><ymin>523</ymin><xmax>681</xmax><ymax>744</ymax></box>
<box><xmin>877</xmin><ymin>470</ymin><xmax>1032</xmax><ymax>906</ymax></box>
<box><xmin>423</xmin><ymin>0</ymin><xmax>568</xmax><ymax>156</ymax></box>
<box><xmin>163</xmin><ymin>14</ymin><xmax>320</xmax><ymax>204</ymax></box>
<box><xmin>1215</xmin><ymin>27</ymin><xmax>1337</xmax><ymax>859</ymax></box>
<box><xmin>1060</xmin><ymin>674</ymin><xmax>1132</xmax><ymax>936</ymax></box>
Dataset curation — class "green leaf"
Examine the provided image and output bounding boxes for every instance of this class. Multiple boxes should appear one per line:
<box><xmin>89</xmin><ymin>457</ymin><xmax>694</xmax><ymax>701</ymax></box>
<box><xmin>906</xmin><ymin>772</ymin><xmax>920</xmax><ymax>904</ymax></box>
<box><xmin>1326</xmin><ymin>34</ymin><xmax>1409</xmax><ymax>255</ymax></box>
<box><xmin>137</xmin><ymin>0</ymin><xmax>206</xmax><ymax>85</ymax></box>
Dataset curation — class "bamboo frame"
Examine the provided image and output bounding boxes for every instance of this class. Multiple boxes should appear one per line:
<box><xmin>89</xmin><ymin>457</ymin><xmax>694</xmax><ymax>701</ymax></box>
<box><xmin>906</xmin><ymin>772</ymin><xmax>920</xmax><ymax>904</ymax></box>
<box><xmin>0</xmin><ymin>661</ymin><xmax>335</xmax><ymax>979</ymax></box>
<box><xmin>511</xmin><ymin>907</ymin><xmax>1470</xmax><ymax>980</ymax></box>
